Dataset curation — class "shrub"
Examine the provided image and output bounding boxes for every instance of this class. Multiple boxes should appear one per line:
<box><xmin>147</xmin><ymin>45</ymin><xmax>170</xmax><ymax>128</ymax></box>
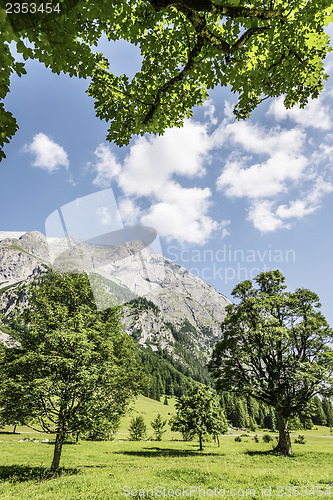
<box><xmin>253</xmin><ymin>435</ymin><xmax>259</xmax><ymax>443</ymax></box>
<box><xmin>234</xmin><ymin>436</ymin><xmax>242</xmax><ymax>442</ymax></box>
<box><xmin>262</xmin><ymin>434</ymin><xmax>273</xmax><ymax>443</ymax></box>
<box><xmin>151</xmin><ymin>414</ymin><xmax>167</xmax><ymax>441</ymax></box>
<box><xmin>294</xmin><ymin>434</ymin><xmax>306</xmax><ymax>444</ymax></box>
<box><xmin>129</xmin><ymin>416</ymin><xmax>147</xmax><ymax>440</ymax></box>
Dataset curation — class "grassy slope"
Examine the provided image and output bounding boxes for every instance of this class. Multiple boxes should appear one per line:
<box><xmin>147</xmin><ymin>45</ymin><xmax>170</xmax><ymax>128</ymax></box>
<box><xmin>0</xmin><ymin>396</ymin><xmax>332</xmax><ymax>499</ymax></box>
<box><xmin>118</xmin><ymin>395</ymin><xmax>178</xmax><ymax>440</ymax></box>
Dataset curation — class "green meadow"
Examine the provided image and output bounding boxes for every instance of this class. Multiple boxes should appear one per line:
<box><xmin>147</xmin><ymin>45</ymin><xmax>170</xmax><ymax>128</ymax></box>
<box><xmin>0</xmin><ymin>396</ymin><xmax>332</xmax><ymax>499</ymax></box>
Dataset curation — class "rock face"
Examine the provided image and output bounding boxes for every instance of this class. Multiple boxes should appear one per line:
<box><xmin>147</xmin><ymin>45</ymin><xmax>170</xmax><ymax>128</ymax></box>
<box><xmin>0</xmin><ymin>231</ymin><xmax>50</xmax><ymax>284</ymax></box>
<box><xmin>0</xmin><ymin>230</ymin><xmax>231</xmax><ymax>358</ymax></box>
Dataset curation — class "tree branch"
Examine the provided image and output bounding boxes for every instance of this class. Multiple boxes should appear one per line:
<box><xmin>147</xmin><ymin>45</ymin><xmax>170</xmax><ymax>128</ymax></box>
<box><xmin>230</xmin><ymin>26</ymin><xmax>270</xmax><ymax>53</ymax></box>
<box><xmin>143</xmin><ymin>34</ymin><xmax>205</xmax><ymax>124</ymax></box>
<box><xmin>142</xmin><ymin>2</ymin><xmax>276</xmax><ymax>124</ymax></box>
<box><xmin>148</xmin><ymin>0</ymin><xmax>284</xmax><ymax>20</ymax></box>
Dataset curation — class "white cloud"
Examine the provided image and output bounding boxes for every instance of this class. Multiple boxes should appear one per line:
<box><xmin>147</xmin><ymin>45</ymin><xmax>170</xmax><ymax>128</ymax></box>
<box><xmin>267</xmin><ymin>95</ymin><xmax>333</xmax><ymax>130</ymax></box>
<box><xmin>307</xmin><ymin>176</ymin><xmax>333</xmax><ymax>204</ymax></box>
<box><xmin>221</xmin><ymin>219</ymin><xmax>231</xmax><ymax>239</ymax></box>
<box><xmin>96</xmin><ymin>206</ymin><xmax>111</xmax><ymax>226</ymax></box>
<box><xmin>222</xmin><ymin>121</ymin><xmax>305</xmax><ymax>155</ymax></box>
<box><xmin>25</xmin><ymin>133</ymin><xmax>69</xmax><ymax>172</ymax></box>
<box><xmin>276</xmin><ymin>200</ymin><xmax>316</xmax><ymax>219</ymax></box>
<box><xmin>216</xmin><ymin>123</ymin><xmax>307</xmax><ymax>199</ymax></box>
<box><xmin>248</xmin><ymin>201</ymin><xmax>286</xmax><ymax>232</ymax></box>
<box><xmin>217</xmin><ymin>153</ymin><xmax>307</xmax><ymax>199</ymax></box>
<box><xmin>118</xmin><ymin>198</ymin><xmax>141</xmax><ymax>225</ymax></box>
<box><xmin>92</xmin><ymin>144</ymin><xmax>121</xmax><ymax>188</ymax></box>
<box><xmin>223</xmin><ymin>100</ymin><xmax>237</xmax><ymax>121</ymax></box>
<box><xmin>118</xmin><ymin>120</ymin><xmax>211</xmax><ymax>197</ymax></box>
<box><xmin>203</xmin><ymin>99</ymin><xmax>218</xmax><ymax>126</ymax></box>
<box><xmin>248</xmin><ymin>175</ymin><xmax>333</xmax><ymax>232</ymax></box>
<box><xmin>215</xmin><ymin>116</ymin><xmax>333</xmax><ymax>232</ymax></box>
<box><xmin>141</xmin><ymin>185</ymin><xmax>219</xmax><ymax>244</ymax></box>
<box><xmin>91</xmin><ymin>120</ymin><xmax>221</xmax><ymax>244</ymax></box>
<box><xmin>90</xmin><ymin>108</ymin><xmax>333</xmax><ymax>238</ymax></box>
<box><xmin>312</xmin><ymin>134</ymin><xmax>333</xmax><ymax>165</ymax></box>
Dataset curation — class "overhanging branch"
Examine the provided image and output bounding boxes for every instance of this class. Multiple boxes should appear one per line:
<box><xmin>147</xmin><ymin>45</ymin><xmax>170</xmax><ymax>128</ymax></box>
<box><xmin>148</xmin><ymin>0</ymin><xmax>284</xmax><ymax>20</ymax></box>
<box><xmin>143</xmin><ymin>34</ymin><xmax>205</xmax><ymax>124</ymax></box>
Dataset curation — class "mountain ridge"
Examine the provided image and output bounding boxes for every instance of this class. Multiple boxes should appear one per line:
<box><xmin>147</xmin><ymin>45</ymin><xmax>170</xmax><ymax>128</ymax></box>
<box><xmin>0</xmin><ymin>230</ymin><xmax>231</xmax><ymax>367</ymax></box>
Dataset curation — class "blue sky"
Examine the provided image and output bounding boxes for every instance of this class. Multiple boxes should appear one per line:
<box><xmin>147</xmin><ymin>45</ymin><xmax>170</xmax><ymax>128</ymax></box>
<box><xmin>1</xmin><ymin>31</ymin><xmax>333</xmax><ymax>326</ymax></box>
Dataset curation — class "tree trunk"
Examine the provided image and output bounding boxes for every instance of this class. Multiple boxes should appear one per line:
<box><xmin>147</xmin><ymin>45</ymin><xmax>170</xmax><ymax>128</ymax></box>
<box><xmin>51</xmin><ymin>427</ymin><xmax>66</xmax><ymax>469</ymax></box>
<box><xmin>274</xmin><ymin>412</ymin><xmax>292</xmax><ymax>455</ymax></box>
<box><xmin>199</xmin><ymin>433</ymin><xmax>203</xmax><ymax>451</ymax></box>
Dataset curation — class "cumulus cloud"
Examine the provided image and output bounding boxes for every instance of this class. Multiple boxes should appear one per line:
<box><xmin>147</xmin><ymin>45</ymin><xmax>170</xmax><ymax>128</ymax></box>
<box><xmin>221</xmin><ymin>219</ymin><xmax>231</xmax><ymax>239</ymax></box>
<box><xmin>90</xmin><ymin>104</ymin><xmax>333</xmax><ymax>238</ymax></box>
<box><xmin>247</xmin><ymin>175</ymin><xmax>333</xmax><ymax>232</ymax></box>
<box><xmin>141</xmin><ymin>184</ymin><xmax>219</xmax><ymax>244</ymax></box>
<box><xmin>96</xmin><ymin>206</ymin><xmax>111</xmax><ymax>226</ymax></box>
<box><xmin>276</xmin><ymin>200</ymin><xmax>315</xmax><ymax>219</ymax></box>
<box><xmin>248</xmin><ymin>201</ymin><xmax>286</xmax><ymax>232</ymax></box>
<box><xmin>267</xmin><ymin>95</ymin><xmax>333</xmax><ymax>130</ymax></box>
<box><xmin>91</xmin><ymin>120</ymin><xmax>220</xmax><ymax>244</ymax></box>
<box><xmin>203</xmin><ymin>99</ymin><xmax>218</xmax><ymax>126</ymax></box>
<box><xmin>222</xmin><ymin>121</ymin><xmax>305</xmax><ymax>155</ymax></box>
<box><xmin>25</xmin><ymin>133</ymin><xmax>69</xmax><ymax>172</ymax></box>
<box><xmin>117</xmin><ymin>120</ymin><xmax>211</xmax><ymax>197</ymax></box>
<box><xmin>217</xmin><ymin>153</ymin><xmax>307</xmax><ymax>199</ymax></box>
<box><xmin>215</xmin><ymin>115</ymin><xmax>333</xmax><ymax>232</ymax></box>
<box><xmin>92</xmin><ymin>144</ymin><xmax>121</xmax><ymax>188</ymax></box>
<box><xmin>118</xmin><ymin>198</ymin><xmax>141</xmax><ymax>225</ymax></box>
<box><xmin>216</xmin><ymin>123</ymin><xmax>307</xmax><ymax>199</ymax></box>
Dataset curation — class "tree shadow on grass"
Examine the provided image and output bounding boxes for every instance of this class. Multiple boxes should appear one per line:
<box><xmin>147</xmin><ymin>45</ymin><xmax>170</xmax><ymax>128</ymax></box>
<box><xmin>115</xmin><ymin>447</ymin><xmax>223</xmax><ymax>458</ymax></box>
<box><xmin>0</xmin><ymin>465</ymin><xmax>80</xmax><ymax>483</ymax></box>
<box><xmin>245</xmin><ymin>450</ymin><xmax>291</xmax><ymax>457</ymax></box>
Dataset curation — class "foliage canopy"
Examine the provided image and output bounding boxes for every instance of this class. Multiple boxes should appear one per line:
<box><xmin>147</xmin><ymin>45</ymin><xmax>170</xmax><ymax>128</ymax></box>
<box><xmin>151</xmin><ymin>412</ymin><xmax>167</xmax><ymax>440</ymax></box>
<box><xmin>129</xmin><ymin>415</ymin><xmax>147</xmax><ymax>440</ymax></box>
<box><xmin>0</xmin><ymin>271</ymin><xmax>143</xmax><ymax>468</ymax></box>
<box><xmin>1</xmin><ymin>0</ymin><xmax>332</xmax><ymax>159</ymax></box>
<box><xmin>209</xmin><ymin>270</ymin><xmax>333</xmax><ymax>454</ymax></box>
<box><xmin>170</xmin><ymin>384</ymin><xmax>228</xmax><ymax>450</ymax></box>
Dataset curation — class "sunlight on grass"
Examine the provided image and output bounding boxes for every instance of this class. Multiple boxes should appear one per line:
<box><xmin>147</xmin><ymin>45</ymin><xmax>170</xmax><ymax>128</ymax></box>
<box><xmin>0</xmin><ymin>396</ymin><xmax>332</xmax><ymax>499</ymax></box>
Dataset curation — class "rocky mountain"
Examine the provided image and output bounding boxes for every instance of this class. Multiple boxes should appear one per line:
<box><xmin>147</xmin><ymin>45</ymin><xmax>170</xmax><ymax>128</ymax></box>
<box><xmin>0</xmin><ymin>230</ymin><xmax>231</xmax><ymax>368</ymax></box>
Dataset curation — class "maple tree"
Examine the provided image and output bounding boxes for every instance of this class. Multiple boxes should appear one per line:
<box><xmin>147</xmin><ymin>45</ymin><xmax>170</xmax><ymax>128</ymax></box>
<box><xmin>1</xmin><ymin>0</ymin><xmax>332</xmax><ymax>159</ymax></box>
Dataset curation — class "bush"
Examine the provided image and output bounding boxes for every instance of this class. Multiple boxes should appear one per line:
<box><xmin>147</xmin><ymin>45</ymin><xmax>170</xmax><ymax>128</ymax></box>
<box><xmin>151</xmin><ymin>414</ymin><xmax>167</xmax><ymax>441</ymax></box>
<box><xmin>128</xmin><ymin>416</ymin><xmax>147</xmax><ymax>440</ymax></box>
<box><xmin>253</xmin><ymin>435</ymin><xmax>259</xmax><ymax>443</ymax></box>
<box><xmin>294</xmin><ymin>434</ymin><xmax>306</xmax><ymax>444</ymax></box>
<box><xmin>262</xmin><ymin>434</ymin><xmax>273</xmax><ymax>443</ymax></box>
<box><xmin>234</xmin><ymin>436</ymin><xmax>242</xmax><ymax>442</ymax></box>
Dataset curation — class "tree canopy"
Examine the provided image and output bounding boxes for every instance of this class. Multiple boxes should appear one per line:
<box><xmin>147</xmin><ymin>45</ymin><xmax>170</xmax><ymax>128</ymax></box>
<box><xmin>209</xmin><ymin>270</ymin><xmax>333</xmax><ymax>455</ymax></box>
<box><xmin>1</xmin><ymin>0</ymin><xmax>332</xmax><ymax>159</ymax></box>
<box><xmin>170</xmin><ymin>384</ymin><xmax>228</xmax><ymax>450</ymax></box>
<box><xmin>0</xmin><ymin>271</ymin><xmax>144</xmax><ymax>469</ymax></box>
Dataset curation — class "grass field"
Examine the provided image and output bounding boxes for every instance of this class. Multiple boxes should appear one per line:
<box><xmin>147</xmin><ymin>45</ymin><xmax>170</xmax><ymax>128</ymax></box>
<box><xmin>0</xmin><ymin>396</ymin><xmax>332</xmax><ymax>499</ymax></box>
